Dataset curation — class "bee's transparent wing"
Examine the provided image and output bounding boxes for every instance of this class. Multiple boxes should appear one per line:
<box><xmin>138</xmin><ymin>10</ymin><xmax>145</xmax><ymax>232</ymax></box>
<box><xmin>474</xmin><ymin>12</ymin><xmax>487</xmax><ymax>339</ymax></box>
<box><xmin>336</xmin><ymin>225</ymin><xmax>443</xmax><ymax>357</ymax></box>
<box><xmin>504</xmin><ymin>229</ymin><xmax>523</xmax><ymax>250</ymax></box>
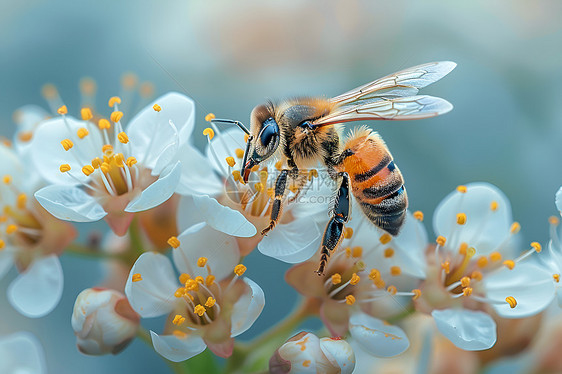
<box><xmin>330</xmin><ymin>61</ymin><xmax>456</xmax><ymax>105</ymax></box>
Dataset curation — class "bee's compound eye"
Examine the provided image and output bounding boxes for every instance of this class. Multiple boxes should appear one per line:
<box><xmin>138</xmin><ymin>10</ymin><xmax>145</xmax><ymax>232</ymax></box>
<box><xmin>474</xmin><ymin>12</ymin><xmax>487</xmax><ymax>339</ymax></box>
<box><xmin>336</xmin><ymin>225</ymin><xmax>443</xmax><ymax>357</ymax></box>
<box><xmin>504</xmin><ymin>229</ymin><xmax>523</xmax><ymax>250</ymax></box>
<box><xmin>260</xmin><ymin>117</ymin><xmax>279</xmax><ymax>148</ymax></box>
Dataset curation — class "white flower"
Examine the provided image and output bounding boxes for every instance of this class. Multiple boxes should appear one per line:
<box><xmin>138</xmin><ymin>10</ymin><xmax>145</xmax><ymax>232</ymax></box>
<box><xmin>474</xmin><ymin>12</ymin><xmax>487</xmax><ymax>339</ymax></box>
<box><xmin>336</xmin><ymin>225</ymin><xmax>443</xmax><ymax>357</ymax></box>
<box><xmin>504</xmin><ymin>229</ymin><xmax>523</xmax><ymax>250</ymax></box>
<box><xmin>31</xmin><ymin>92</ymin><xmax>194</xmax><ymax>235</ymax></box>
<box><xmin>125</xmin><ymin>222</ymin><xmax>265</xmax><ymax>361</ymax></box>
<box><xmin>177</xmin><ymin>125</ymin><xmax>332</xmax><ymax>260</ymax></box>
<box><xmin>546</xmin><ymin>206</ymin><xmax>562</xmax><ymax>306</ymax></box>
<box><xmin>0</xmin><ymin>332</ymin><xmax>47</xmax><ymax>374</ymax></box>
<box><xmin>72</xmin><ymin>288</ymin><xmax>140</xmax><ymax>355</ymax></box>
<box><xmin>269</xmin><ymin>332</ymin><xmax>355</xmax><ymax>374</ymax></box>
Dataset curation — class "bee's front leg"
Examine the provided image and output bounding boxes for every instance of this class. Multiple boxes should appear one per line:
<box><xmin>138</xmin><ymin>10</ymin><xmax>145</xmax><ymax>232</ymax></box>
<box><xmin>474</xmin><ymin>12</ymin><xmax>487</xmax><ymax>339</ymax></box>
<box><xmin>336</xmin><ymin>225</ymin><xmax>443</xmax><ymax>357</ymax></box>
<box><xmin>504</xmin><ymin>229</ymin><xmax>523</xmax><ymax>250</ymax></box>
<box><xmin>261</xmin><ymin>169</ymin><xmax>290</xmax><ymax>236</ymax></box>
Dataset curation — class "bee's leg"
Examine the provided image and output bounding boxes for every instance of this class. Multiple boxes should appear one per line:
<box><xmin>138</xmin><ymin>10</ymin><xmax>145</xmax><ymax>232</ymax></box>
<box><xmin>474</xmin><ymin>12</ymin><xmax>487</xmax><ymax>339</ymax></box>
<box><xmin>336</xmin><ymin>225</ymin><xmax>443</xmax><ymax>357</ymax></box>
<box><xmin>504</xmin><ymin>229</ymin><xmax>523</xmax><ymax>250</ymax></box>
<box><xmin>317</xmin><ymin>173</ymin><xmax>350</xmax><ymax>275</ymax></box>
<box><xmin>287</xmin><ymin>171</ymin><xmax>309</xmax><ymax>203</ymax></box>
<box><xmin>261</xmin><ymin>169</ymin><xmax>289</xmax><ymax>235</ymax></box>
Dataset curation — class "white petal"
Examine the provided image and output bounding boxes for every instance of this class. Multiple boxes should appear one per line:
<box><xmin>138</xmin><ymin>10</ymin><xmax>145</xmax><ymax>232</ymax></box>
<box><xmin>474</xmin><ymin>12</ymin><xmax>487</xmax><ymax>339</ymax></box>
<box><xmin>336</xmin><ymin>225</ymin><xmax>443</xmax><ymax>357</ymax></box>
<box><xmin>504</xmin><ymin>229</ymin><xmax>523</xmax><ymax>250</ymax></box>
<box><xmin>35</xmin><ymin>185</ymin><xmax>107</xmax><ymax>222</ymax></box>
<box><xmin>173</xmin><ymin>222</ymin><xmax>240</xmax><ymax>281</ymax></box>
<box><xmin>191</xmin><ymin>194</ymin><xmax>256</xmax><ymax>237</ymax></box>
<box><xmin>556</xmin><ymin>187</ymin><xmax>562</xmax><ymax>214</ymax></box>
<box><xmin>151</xmin><ymin>121</ymin><xmax>179</xmax><ymax>176</ymax></box>
<box><xmin>277</xmin><ymin>333</ymin><xmax>320</xmax><ymax>373</ymax></box>
<box><xmin>7</xmin><ymin>255</ymin><xmax>63</xmax><ymax>318</ymax></box>
<box><xmin>0</xmin><ymin>249</ymin><xmax>14</xmax><ymax>280</ymax></box>
<box><xmin>0</xmin><ymin>332</ymin><xmax>46</xmax><ymax>374</ymax></box>
<box><xmin>150</xmin><ymin>331</ymin><xmax>206</xmax><ymax>362</ymax></box>
<box><xmin>349</xmin><ymin>312</ymin><xmax>409</xmax><ymax>357</ymax></box>
<box><xmin>433</xmin><ymin>183</ymin><xmax>512</xmax><ymax>255</ymax></box>
<box><xmin>432</xmin><ymin>308</ymin><xmax>496</xmax><ymax>350</ymax></box>
<box><xmin>125</xmin><ymin>161</ymin><xmax>181</xmax><ymax>212</ymax></box>
<box><xmin>483</xmin><ymin>262</ymin><xmax>555</xmax><ymax>318</ymax></box>
<box><xmin>205</xmin><ymin>128</ymin><xmax>247</xmax><ymax>175</ymax></box>
<box><xmin>176</xmin><ymin>144</ymin><xmax>222</xmax><ymax>196</ymax></box>
<box><xmin>125</xmin><ymin>252</ymin><xmax>178</xmax><ymax>318</ymax></box>
<box><xmin>319</xmin><ymin>337</ymin><xmax>356</xmax><ymax>374</ymax></box>
<box><xmin>230</xmin><ymin>278</ymin><xmax>265</xmax><ymax>337</ymax></box>
<box><xmin>258</xmin><ymin>217</ymin><xmax>322</xmax><ymax>263</ymax></box>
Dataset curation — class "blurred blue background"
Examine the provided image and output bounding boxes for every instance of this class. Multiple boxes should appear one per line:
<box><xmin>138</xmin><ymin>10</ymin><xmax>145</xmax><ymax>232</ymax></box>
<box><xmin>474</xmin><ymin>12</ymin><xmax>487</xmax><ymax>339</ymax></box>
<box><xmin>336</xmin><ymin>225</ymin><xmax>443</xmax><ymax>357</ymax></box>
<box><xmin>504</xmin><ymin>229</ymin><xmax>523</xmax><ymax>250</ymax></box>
<box><xmin>1</xmin><ymin>0</ymin><xmax>562</xmax><ymax>372</ymax></box>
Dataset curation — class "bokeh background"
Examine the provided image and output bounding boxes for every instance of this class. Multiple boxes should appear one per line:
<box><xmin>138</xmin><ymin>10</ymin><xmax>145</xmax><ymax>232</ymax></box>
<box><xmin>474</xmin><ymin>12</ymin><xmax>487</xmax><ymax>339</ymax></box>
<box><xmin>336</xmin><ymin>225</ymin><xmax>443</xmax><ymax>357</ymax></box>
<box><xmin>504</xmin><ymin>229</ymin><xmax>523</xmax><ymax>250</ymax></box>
<box><xmin>1</xmin><ymin>0</ymin><xmax>562</xmax><ymax>372</ymax></box>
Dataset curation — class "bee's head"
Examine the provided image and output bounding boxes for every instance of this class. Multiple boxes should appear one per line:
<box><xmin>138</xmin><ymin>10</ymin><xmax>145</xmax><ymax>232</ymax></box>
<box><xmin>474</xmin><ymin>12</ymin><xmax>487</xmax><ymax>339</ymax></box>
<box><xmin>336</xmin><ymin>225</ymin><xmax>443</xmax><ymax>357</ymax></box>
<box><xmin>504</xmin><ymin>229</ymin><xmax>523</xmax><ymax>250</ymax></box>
<box><xmin>242</xmin><ymin>103</ymin><xmax>280</xmax><ymax>182</ymax></box>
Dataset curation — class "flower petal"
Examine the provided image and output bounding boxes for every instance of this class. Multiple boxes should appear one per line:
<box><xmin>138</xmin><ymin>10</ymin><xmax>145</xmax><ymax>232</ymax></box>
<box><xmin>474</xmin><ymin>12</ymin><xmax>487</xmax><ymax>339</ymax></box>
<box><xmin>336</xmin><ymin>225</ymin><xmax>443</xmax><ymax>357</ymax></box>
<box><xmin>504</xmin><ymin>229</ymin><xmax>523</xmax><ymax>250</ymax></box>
<box><xmin>34</xmin><ymin>185</ymin><xmax>107</xmax><ymax>222</ymax></box>
<box><xmin>349</xmin><ymin>312</ymin><xmax>409</xmax><ymax>357</ymax></box>
<box><xmin>0</xmin><ymin>249</ymin><xmax>14</xmax><ymax>280</ymax></box>
<box><xmin>7</xmin><ymin>255</ymin><xmax>63</xmax><ymax>318</ymax></box>
<box><xmin>125</xmin><ymin>161</ymin><xmax>181</xmax><ymax>213</ymax></box>
<box><xmin>173</xmin><ymin>222</ymin><xmax>240</xmax><ymax>281</ymax></box>
<box><xmin>0</xmin><ymin>332</ymin><xmax>46</xmax><ymax>374</ymax></box>
<box><xmin>277</xmin><ymin>332</ymin><xmax>320</xmax><ymax>373</ymax></box>
<box><xmin>556</xmin><ymin>187</ymin><xmax>562</xmax><ymax>214</ymax></box>
<box><xmin>150</xmin><ymin>331</ymin><xmax>206</xmax><ymax>362</ymax></box>
<box><xmin>151</xmin><ymin>121</ymin><xmax>179</xmax><ymax>176</ymax></box>
<box><xmin>205</xmin><ymin>128</ymin><xmax>247</xmax><ymax>175</ymax></box>
<box><xmin>191</xmin><ymin>194</ymin><xmax>256</xmax><ymax>237</ymax></box>
<box><xmin>176</xmin><ymin>144</ymin><xmax>223</xmax><ymax>196</ymax></box>
<box><xmin>231</xmin><ymin>278</ymin><xmax>265</xmax><ymax>337</ymax></box>
<box><xmin>125</xmin><ymin>252</ymin><xmax>178</xmax><ymax>318</ymax></box>
<box><xmin>432</xmin><ymin>308</ymin><xmax>496</xmax><ymax>350</ymax></box>
<box><xmin>319</xmin><ymin>337</ymin><xmax>356</xmax><ymax>374</ymax></box>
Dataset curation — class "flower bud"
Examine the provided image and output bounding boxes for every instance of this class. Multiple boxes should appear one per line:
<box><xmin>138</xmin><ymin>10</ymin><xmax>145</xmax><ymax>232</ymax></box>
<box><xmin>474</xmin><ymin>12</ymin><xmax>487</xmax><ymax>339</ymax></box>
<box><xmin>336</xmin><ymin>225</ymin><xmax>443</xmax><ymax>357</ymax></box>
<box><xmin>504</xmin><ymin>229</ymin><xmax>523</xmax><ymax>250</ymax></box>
<box><xmin>71</xmin><ymin>288</ymin><xmax>139</xmax><ymax>355</ymax></box>
<box><xmin>269</xmin><ymin>332</ymin><xmax>355</xmax><ymax>374</ymax></box>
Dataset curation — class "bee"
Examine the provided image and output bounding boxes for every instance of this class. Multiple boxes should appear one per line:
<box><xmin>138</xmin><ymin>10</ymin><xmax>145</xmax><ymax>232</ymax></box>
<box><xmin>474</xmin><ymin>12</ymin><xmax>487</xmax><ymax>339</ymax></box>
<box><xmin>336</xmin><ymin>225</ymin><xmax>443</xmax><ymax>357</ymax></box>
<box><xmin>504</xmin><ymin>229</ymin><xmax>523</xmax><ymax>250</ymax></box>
<box><xmin>212</xmin><ymin>61</ymin><xmax>456</xmax><ymax>274</ymax></box>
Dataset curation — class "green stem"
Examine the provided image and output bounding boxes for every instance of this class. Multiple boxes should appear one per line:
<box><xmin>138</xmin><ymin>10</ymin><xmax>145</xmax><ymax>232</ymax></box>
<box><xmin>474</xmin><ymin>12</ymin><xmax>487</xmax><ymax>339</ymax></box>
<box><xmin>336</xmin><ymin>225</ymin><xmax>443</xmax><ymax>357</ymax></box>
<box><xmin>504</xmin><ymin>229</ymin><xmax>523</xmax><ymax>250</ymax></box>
<box><xmin>128</xmin><ymin>217</ymin><xmax>146</xmax><ymax>258</ymax></box>
<box><xmin>65</xmin><ymin>243</ymin><xmax>125</xmax><ymax>261</ymax></box>
<box><xmin>136</xmin><ymin>327</ymin><xmax>186</xmax><ymax>374</ymax></box>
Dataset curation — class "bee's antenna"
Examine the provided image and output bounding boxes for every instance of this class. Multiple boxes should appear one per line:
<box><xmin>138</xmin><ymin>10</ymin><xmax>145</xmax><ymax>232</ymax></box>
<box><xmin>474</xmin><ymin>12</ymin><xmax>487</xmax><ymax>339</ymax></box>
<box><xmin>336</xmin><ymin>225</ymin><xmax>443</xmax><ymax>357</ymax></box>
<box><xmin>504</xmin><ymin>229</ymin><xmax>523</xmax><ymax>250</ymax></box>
<box><xmin>211</xmin><ymin>119</ymin><xmax>250</xmax><ymax>135</ymax></box>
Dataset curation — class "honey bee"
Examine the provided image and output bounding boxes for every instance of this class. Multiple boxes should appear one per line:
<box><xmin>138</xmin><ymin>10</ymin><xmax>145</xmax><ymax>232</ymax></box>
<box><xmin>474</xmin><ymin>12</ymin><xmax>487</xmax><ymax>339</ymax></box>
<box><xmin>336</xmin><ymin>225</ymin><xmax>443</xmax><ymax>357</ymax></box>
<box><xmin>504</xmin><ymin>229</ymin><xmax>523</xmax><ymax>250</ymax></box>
<box><xmin>212</xmin><ymin>61</ymin><xmax>456</xmax><ymax>274</ymax></box>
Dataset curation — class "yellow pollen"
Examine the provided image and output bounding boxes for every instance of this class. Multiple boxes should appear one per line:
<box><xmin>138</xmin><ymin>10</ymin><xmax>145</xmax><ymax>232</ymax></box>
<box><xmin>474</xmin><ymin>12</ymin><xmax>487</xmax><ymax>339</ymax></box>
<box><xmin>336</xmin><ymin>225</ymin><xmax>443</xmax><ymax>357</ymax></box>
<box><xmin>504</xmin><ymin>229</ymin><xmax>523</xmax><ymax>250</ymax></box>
<box><xmin>194</xmin><ymin>305</ymin><xmax>206</xmax><ymax>317</ymax></box>
<box><xmin>510</xmin><ymin>222</ymin><xmax>521</xmax><ymax>234</ymax></box>
<box><xmin>205</xmin><ymin>113</ymin><xmax>215</xmax><ymax>122</ymax></box>
<box><xmin>203</xmin><ymin>128</ymin><xmax>215</xmax><ymax>140</ymax></box>
<box><xmin>303</xmin><ymin>360</ymin><xmax>311</xmax><ymax>368</ymax></box>
<box><xmin>412</xmin><ymin>289</ymin><xmax>421</xmax><ymax>300</ymax></box>
<box><xmin>195</xmin><ymin>276</ymin><xmax>204</xmax><ymax>284</ymax></box>
<box><xmin>18</xmin><ymin>132</ymin><xmax>33</xmax><ymax>142</ymax></box>
<box><xmin>477</xmin><ymin>256</ymin><xmax>488</xmax><ymax>268</ymax></box>
<box><xmin>167</xmin><ymin>236</ymin><xmax>180</xmax><ymax>249</ymax></box>
<box><xmin>77</xmin><ymin>128</ymin><xmax>89</xmax><ymax>139</ymax></box>
<box><xmin>413</xmin><ymin>211</ymin><xmax>424</xmax><ymax>221</ymax></box>
<box><xmin>226</xmin><ymin>157</ymin><xmax>235</xmax><ymax>167</ymax></box>
<box><xmin>234</xmin><ymin>264</ymin><xmax>247</xmax><ymax>276</ymax></box>
<box><xmin>102</xmin><ymin>144</ymin><xmax>113</xmax><ymax>154</ymax></box>
<box><xmin>274</xmin><ymin>160</ymin><xmax>283</xmax><ymax>170</ymax></box>
<box><xmin>458</xmin><ymin>242</ymin><xmax>469</xmax><ymax>255</ymax></box>
<box><xmin>108</xmin><ymin>96</ymin><xmax>122</xmax><ymax>107</ymax></box>
<box><xmin>0</xmin><ymin>216</ymin><xmax>6</xmax><ymax>223</ymax></box>
<box><xmin>2</xmin><ymin>175</ymin><xmax>11</xmax><ymax>184</ymax></box>
<box><xmin>126</xmin><ymin>157</ymin><xmax>137</xmax><ymax>167</ymax></box>
<box><xmin>205</xmin><ymin>297</ymin><xmax>216</xmax><ymax>308</ymax></box>
<box><xmin>351</xmin><ymin>246</ymin><xmax>362</xmax><ymax>258</ymax></box>
<box><xmin>387</xmin><ymin>285</ymin><xmax>397</xmax><ymax>295</ymax></box>
<box><xmin>206</xmin><ymin>275</ymin><xmax>216</xmax><ymax>286</ymax></box>
<box><xmin>463</xmin><ymin>287</ymin><xmax>473</xmax><ymax>297</ymax></box>
<box><xmin>185</xmin><ymin>279</ymin><xmax>199</xmax><ymax>291</ymax></box>
<box><xmin>456</xmin><ymin>185</ymin><xmax>467</xmax><ymax>193</ymax></box>
<box><xmin>441</xmin><ymin>261</ymin><xmax>450</xmax><ymax>274</ymax></box>
<box><xmin>436</xmin><ymin>236</ymin><xmax>447</xmax><ymax>246</ymax></box>
<box><xmin>0</xmin><ymin>240</ymin><xmax>4</xmax><ymax>250</ymax></box>
<box><xmin>350</xmin><ymin>273</ymin><xmax>360</xmax><ymax>285</ymax></box>
<box><xmin>471</xmin><ymin>271</ymin><xmax>483</xmax><ymax>281</ymax></box>
<box><xmin>456</xmin><ymin>213</ymin><xmax>467</xmax><ymax>225</ymax></box>
<box><xmin>489</xmin><ymin>252</ymin><xmax>502</xmax><ymax>262</ymax></box>
<box><xmin>331</xmin><ymin>273</ymin><xmax>342</xmax><ymax>285</ymax></box>
<box><xmin>490</xmin><ymin>201</ymin><xmax>499</xmax><ymax>211</ymax></box>
<box><xmin>374</xmin><ymin>278</ymin><xmax>386</xmax><ymax>289</ymax></box>
<box><xmin>254</xmin><ymin>182</ymin><xmax>264</xmax><ymax>192</ymax></box>
<box><xmin>179</xmin><ymin>273</ymin><xmax>190</xmax><ymax>284</ymax></box>
<box><xmin>234</xmin><ymin>148</ymin><xmax>245</xmax><ymax>159</ymax></box>
<box><xmin>153</xmin><ymin>104</ymin><xmax>161</xmax><ymax>112</ymax></box>
<box><xmin>61</xmin><ymin>139</ymin><xmax>74</xmax><ymax>151</ymax></box>
<box><xmin>117</xmin><ymin>132</ymin><xmax>129</xmax><ymax>144</ymax></box>
<box><xmin>6</xmin><ymin>224</ymin><xmax>18</xmax><ymax>234</ymax></box>
<box><xmin>531</xmin><ymin>242</ymin><xmax>542</xmax><ymax>253</ymax></box>
<box><xmin>384</xmin><ymin>248</ymin><xmax>395</xmax><ymax>258</ymax></box>
<box><xmin>174</xmin><ymin>287</ymin><xmax>185</xmax><ymax>298</ymax></box>
<box><xmin>100</xmin><ymin>163</ymin><xmax>110</xmax><ymax>174</ymax></box>
<box><xmin>172</xmin><ymin>330</ymin><xmax>187</xmax><ymax>339</ymax></box>
<box><xmin>132</xmin><ymin>273</ymin><xmax>142</xmax><ymax>282</ymax></box>
<box><xmin>172</xmin><ymin>314</ymin><xmax>186</xmax><ymax>326</ymax></box>
<box><xmin>57</xmin><ymin>105</ymin><xmax>68</xmax><ymax>115</ymax></box>
<box><xmin>379</xmin><ymin>233</ymin><xmax>392</xmax><ymax>244</ymax></box>
<box><xmin>110</xmin><ymin>111</ymin><xmax>123</xmax><ymax>123</ymax></box>
<box><xmin>251</xmin><ymin>165</ymin><xmax>260</xmax><ymax>172</ymax></box>
<box><xmin>79</xmin><ymin>78</ymin><xmax>96</xmax><ymax>95</ymax></box>
<box><xmin>81</xmin><ymin>108</ymin><xmax>93</xmax><ymax>121</ymax></box>
<box><xmin>554</xmin><ymin>274</ymin><xmax>560</xmax><ymax>283</ymax></box>
<box><xmin>244</xmin><ymin>134</ymin><xmax>249</xmax><ymax>143</ymax></box>
<box><xmin>16</xmin><ymin>194</ymin><xmax>27</xmax><ymax>210</ymax></box>
<box><xmin>232</xmin><ymin>170</ymin><xmax>241</xmax><ymax>182</ymax></box>
<box><xmin>503</xmin><ymin>260</ymin><xmax>515</xmax><ymax>270</ymax></box>
<box><xmin>121</xmin><ymin>73</ymin><xmax>138</xmax><ymax>89</ymax></box>
<box><xmin>82</xmin><ymin>165</ymin><xmax>94</xmax><ymax>176</ymax></box>
<box><xmin>460</xmin><ymin>276</ymin><xmax>471</xmax><ymax>287</ymax></box>
<box><xmin>308</xmin><ymin>169</ymin><xmax>318</xmax><ymax>180</ymax></box>
<box><xmin>345</xmin><ymin>295</ymin><xmax>356</xmax><ymax>305</ymax></box>
<box><xmin>197</xmin><ymin>257</ymin><xmax>208</xmax><ymax>267</ymax></box>
<box><xmin>506</xmin><ymin>296</ymin><xmax>517</xmax><ymax>308</ymax></box>
<box><xmin>41</xmin><ymin>84</ymin><xmax>58</xmax><ymax>99</ymax></box>
<box><xmin>369</xmin><ymin>269</ymin><xmax>381</xmax><ymax>280</ymax></box>
<box><xmin>390</xmin><ymin>266</ymin><xmax>401</xmax><ymax>276</ymax></box>
<box><xmin>343</xmin><ymin>227</ymin><xmax>353</xmax><ymax>239</ymax></box>
<box><xmin>98</xmin><ymin>119</ymin><xmax>111</xmax><ymax>130</ymax></box>
<box><xmin>549</xmin><ymin>216</ymin><xmax>560</xmax><ymax>226</ymax></box>
<box><xmin>59</xmin><ymin>164</ymin><xmax>71</xmax><ymax>173</ymax></box>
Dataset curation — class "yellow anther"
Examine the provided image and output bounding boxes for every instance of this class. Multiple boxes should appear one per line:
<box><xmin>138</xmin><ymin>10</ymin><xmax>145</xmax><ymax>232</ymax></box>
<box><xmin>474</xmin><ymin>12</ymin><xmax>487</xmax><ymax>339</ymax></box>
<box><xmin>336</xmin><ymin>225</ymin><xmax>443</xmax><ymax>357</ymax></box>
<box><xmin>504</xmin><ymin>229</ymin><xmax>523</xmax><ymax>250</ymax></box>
<box><xmin>369</xmin><ymin>269</ymin><xmax>381</xmax><ymax>280</ymax></box>
<box><xmin>531</xmin><ymin>242</ymin><xmax>542</xmax><ymax>253</ymax></box>
<box><xmin>274</xmin><ymin>160</ymin><xmax>283</xmax><ymax>171</ymax></box>
<box><xmin>197</xmin><ymin>257</ymin><xmax>208</xmax><ymax>267</ymax></box>
<box><xmin>345</xmin><ymin>247</ymin><xmax>352</xmax><ymax>258</ymax></box>
<box><xmin>167</xmin><ymin>236</ymin><xmax>180</xmax><ymax>249</ymax></box>
<box><xmin>490</xmin><ymin>252</ymin><xmax>502</xmax><ymax>262</ymax></box>
<box><xmin>331</xmin><ymin>273</ymin><xmax>342</xmax><ymax>285</ymax></box>
<box><xmin>441</xmin><ymin>261</ymin><xmax>450</xmax><ymax>274</ymax></box>
<box><xmin>179</xmin><ymin>273</ymin><xmax>190</xmax><ymax>284</ymax></box>
<box><xmin>98</xmin><ymin>119</ymin><xmax>111</xmax><ymax>130</ymax></box>
<box><xmin>2</xmin><ymin>175</ymin><xmax>11</xmax><ymax>184</ymax></box>
<box><xmin>226</xmin><ymin>157</ymin><xmax>236</xmax><ymax>167</ymax></box>
<box><xmin>61</xmin><ymin>139</ymin><xmax>74</xmax><ymax>151</ymax></box>
<box><xmin>549</xmin><ymin>216</ymin><xmax>560</xmax><ymax>226</ymax></box>
<box><xmin>172</xmin><ymin>330</ymin><xmax>187</xmax><ymax>340</ymax></box>
<box><xmin>121</xmin><ymin>73</ymin><xmax>138</xmax><ymax>89</ymax></box>
<box><xmin>233</xmin><ymin>148</ymin><xmax>244</xmax><ymax>159</ymax></box>
<box><xmin>108</xmin><ymin>96</ymin><xmax>122</xmax><ymax>107</ymax></box>
<box><xmin>345</xmin><ymin>295</ymin><xmax>356</xmax><ymax>305</ymax></box>
<box><xmin>232</xmin><ymin>170</ymin><xmax>241</xmax><ymax>182</ymax></box>
<box><xmin>194</xmin><ymin>305</ymin><xmax>206</xmax><ymax>317</ymax></box>
<box><xmin>308</xmin><ymin>169</ymin><xmax>318</xmax><ymax>180</ymax></box>
<box><xmin>351</xmin><ymin>246</ymin><xmax>362</xmax><ymax>258</ymax></box>
<box><xmin>379</xmin><ymin>233</ymin><xmax>392</xmax><ymax>245</ymax></box>
<box><xmin>81</xmin><ymin>108</ymin><xmax>93</xmax><ymax>121</ymax></box>
<box><xmin>195</xmin><ymin>276</ymin><xmax>204</xmax><ymax>284</ymax></box>
<box><xmin>456</xmin><ymin>213</ymin><xmax>467</xmax><ymax>225</ymax></box>
<box><xmin>57</xmin><ymin>105</ymin><xmax>68</xmax><ymax>115</ymax></box>
<box><xmin>436</xmin><ymin>236</ymin><xmax>447</xmax><ymax>246</ymax></box>
<box><xmin>205</xmin><ymin>297</ymin><xmax>216</xmax><ymax>308</ymax></box>
<box><xmin>0</xmin><ymin>216</ymin><xmax>6</xmax><ymax>223</ymax></box>
<box><xmin>60</xmin><ymin>164</ymin><xmax>71</xmax><ymax>173</ymax></box>
<box><xmin>110</xmin><ymin>111</ymin><xmax>123</xmax><ymax>123</ymax></box>
<box><xmin>374</xmin><ymin>278</ymin><xmax>386</xmax><ymax>289</ymax></box>
<box><xmin>82</xmin><ymin>165</ymin><xmax>94</xmax><ymax>176</ymax></box>
<box><xmin>41</xmin><ymin>84</ymin><xmax>58</xmax><ymax>99</ymax></box>
<box><xmin>16</xmin><ymin>194</ymin><xmax>27</xmax><ymax>210</ymax></box>
<box><xmin>174</xmin><ymin>287</ymin><xmax>185</xmax><ymax>298</ymax></box>
<box><xmin>205</xmin><ymin>275</ymin><xmax>216</xmax><ymax>286</ymax></box>
<box><xmin>412</xmin><ymin>289</ymin><xmax>421</xmax><ymax>300</ymax></box>
<box><xmin>203</xmin><ymin>128</ymin><xmax>215</xmax><ymax>140</ymax></box>
<box><xmin>132</xmin><ymin>273</ymin><xmax>142</xmax><ymax>282</ymax></box>
<box><xmin>100</xmin><ymin>163</ymin><xmax>110</xmax><ymax>174</ymax></box>
<box><xmin>471</xmin><ymin>271</ymin><xmax>483</xmax><ymax>281</ymax></box>
<box><xmin>254</xmin><ymin>182</ymin><xmax>264</xmax><ymax>192</ymax></box>
<box><xmin>18</xmin><ymin>132</ymin><xmax>33</xmax><ymax>142</ymax></box>
<box><xmin>251</xmin><ymin>165</ymin><xmax>260</xmax><ymax>172</ymax></box>
<box><xmin>554</xmin><ymin>274</ymin><xmax>560</xmax><ymax>283</ymax></box>
<box><xmin>234</xmin><ymin>264</ymin><xmax>247</xmax><ymax>276</ymax></box>
<box><xmin>506</xmin><ymin>296</ymin><xmax>517</xmax><ymax>308</ymax></box>
<box><xmin>6</xmin><ymin>224</ymin><xmax>18</xmax><ymax>234</ymax></box>
<box><xmin>490</xmin><ymin>201</ymin><xmax>499</xmax><ymax>211</ymax></box>
<box><xmin>153</xmin><ymin>104</ymin><xmax>161</xmax><ymax>112</ymax></box>
<box><xmin>343</xmin><ymin>227</ymin><xmax>353</xmax><ymax>239</ymax></box>
<box><xmin>244</xmin><ymin>134</ymin><xmax>249</xmax><ymax>143</ymax></box>
<box><xmin>172</xmin><ymin>314</ymin><xmax>186</xmax><ymax>326</ymax></box>
<box><xmin>117</xmin><ymin>132</ymin><xmax>129</xmax><ymax>144</ymax></box>
<box><xmin>460</xmin><ymin>276</ymin><xmax>471</xmax><ymax>287</ymax></box>
<box><xmin>185</xmin><ymin>279</ymin><xmax>199</xmax><ymax>291</ymax></box>
<box><xmin>77</xmin><ymin>128</ymin><xmax>89</xmax><ymax>139</ymax></box>
<box><xmin>350</xmin><ymin>273</ymin><xmax>360</xmax><ymax>285</ymax></box>
<box><xmin>387</xmin><ymin>285</ymin><xmax>397</xmax><ymax>295</ymax></box>
<box><xmin>413</xmin><ymin>211</ymin><xmax>424</xmax><ymax>221</ymax></box>
<box><xmin>126</xmin><ymin>157</ymin><xmax>137</xmax><ymax>167</ymax></box>
<box><xmin>467</xmin><ymin>247</ymin><xmax>476</xmax><ymax>257</ymax></box>
<box><xmin>458</xmin><ymin>242</ymin><xmax>469</xmax><ymax>255</ymax></box>
<box><xmin>205</xmin><ymin>113</ymin><xmax>215</xmax><ymax>122</ymax></box>
<box><xmin>390</xmin><ymin>266</ymin><xmax>401</xmax><ymax>276</ymax></box>
<box><xmin>0</xmin><ymin>240</ymin><xmax>4</xmax><ymax>250</ymax></box>
<box><xmin>456</xmin><ymin>185</ymin><xmax>467</xmax><ymax>193</ymax></box>
<box><xmin>102</xmin><ymin>144</ymin><xmax>113</xmax><ymax>154</ymax></box>
<box><xmin>463</xmin><ymin>287</ymin><xmax>473</xmax><ymax>297</ymax></box>
<box><xmin>384</xmin><ymin>248</ymin><xmax>395</xmax><ymax>258</ymax></box>
<box><xmin>477</xmin><ymin>256</ymin><xmax>488</xmax><ymax>268</ymax></box>
<box><xmin>503</xmin><ymin>260</ymin><xmax>516</xmax><ymax>270</ymax></box>
<box><xmin>114</xmin><ymin>153</ymin><xmax>124</xmax><ymax>167</ymax></box>
<box><xmin>510</xmin><ymin>222</ymin><xmax>521</xmax><ymax>234</ymax></box>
